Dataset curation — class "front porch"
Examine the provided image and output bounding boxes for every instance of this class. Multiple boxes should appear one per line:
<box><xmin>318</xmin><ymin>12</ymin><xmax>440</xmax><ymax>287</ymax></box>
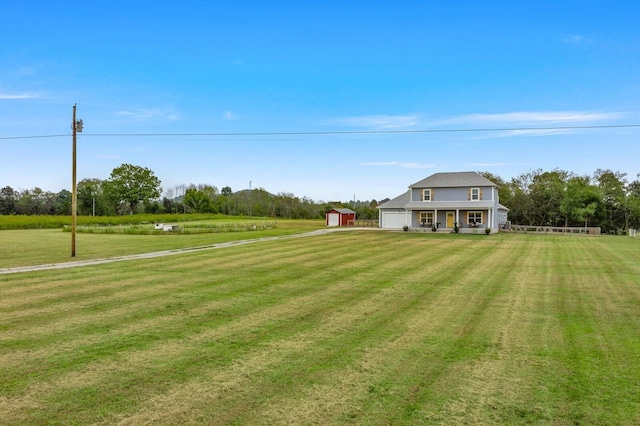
<box><xmin>411</xmin><ymin>208</ymin><xmax>494</xmax><ymax>232</ymax></box>
<box><xmin>410</xmin><ymin>225</ymin><xmax>489</xmax><ymax>234</ymax></box>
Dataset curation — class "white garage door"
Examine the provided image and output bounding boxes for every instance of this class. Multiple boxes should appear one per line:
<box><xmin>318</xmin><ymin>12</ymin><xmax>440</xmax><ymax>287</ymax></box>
<box><xmin>327</xmin><ymin>213</ymin><xmax>339</xmax><ymax>226</ymax></box>
<box><xmin>381</xmin><ymin>212</ymin><xmax>407</xmax><ymax>229</ymax></box>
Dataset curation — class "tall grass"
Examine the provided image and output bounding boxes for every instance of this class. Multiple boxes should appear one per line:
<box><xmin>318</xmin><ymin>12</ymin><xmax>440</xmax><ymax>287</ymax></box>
<box><xmin>0</xmin><ymin>213</ymin><xmax>272</xmax><ymax>230</ymax></box>
<box><xmin>62</xmin><ymin>220</ymin><xmax>277</xmax><ymax>235</ymax></box>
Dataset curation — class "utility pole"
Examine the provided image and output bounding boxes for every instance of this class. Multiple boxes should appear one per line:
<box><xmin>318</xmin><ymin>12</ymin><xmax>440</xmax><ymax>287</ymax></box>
<box><xmin>249</xmin><ymin>180</ymin><xmax>252</xmax><ymax>216</ymax></box>
<box><xmin>71</xmin><ymin>104</ymin><xmax>83</xmax><ymax>257</ymax></box>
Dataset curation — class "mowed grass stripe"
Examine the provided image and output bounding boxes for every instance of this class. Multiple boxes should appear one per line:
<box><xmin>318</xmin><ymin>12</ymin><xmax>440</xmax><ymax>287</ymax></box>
<box><xmin>408</xmin><ymin>235</ymin><xmax>563</xmax><ymax>424</ymax></box>
<box><xmin>1</xmin><ymin>232</ymin><xmax>381</xmax><ymax>332</ymax></box>
<box><xmin>552</xmin><ymin>237</ymin><xmax>640</xmax><ymax>424</ymax></box>
<box><xmin>1</xmin><ymin>234</ymin><xmax>391</xmax><ymax>373</ymax></box>
<box><xmin>342</xmin><ymin>237</ymin><xmax>526</xmax><ymax>425</ymax></box>
<box><xmin>2</xmin><ymin>233</ymin><xmax>474</xmax><ymax>423</ymax></box>
<box><xmin>3</xmin><ymin>233</ymin><xmax>640</xmax><ymax>424</ymax></box>
<box><xmin>0</xmin><ymin>230</ymin><xmax>327</xmax><ymax>298</ymax></box>
<box><xmin>0</xmin><ymin>232</ymin><xmax>410</xmax><ymax>341</ymax></box>
<box><xmin>118</xmin><ymin>236</ymin><xmax>506</xmax><ymax>424</ymax></box>
<box><xmin>1</xmin><ymin>233</ymin><xmax>456</xmax><ymax>420</ymax></box>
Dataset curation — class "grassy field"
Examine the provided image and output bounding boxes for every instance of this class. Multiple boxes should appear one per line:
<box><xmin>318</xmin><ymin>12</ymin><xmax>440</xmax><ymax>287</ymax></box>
<box><xmin>1</xmin><ymin>230</ymin><xmax>640</xmax><ymax>424</ymax></box>
<box><xmin>0</xmin><ymin>219</ymin><xmax>324</xmax><ymax>269</ymax></box>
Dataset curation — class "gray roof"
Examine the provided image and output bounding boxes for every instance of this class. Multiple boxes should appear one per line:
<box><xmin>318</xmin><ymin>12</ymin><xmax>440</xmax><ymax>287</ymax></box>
<box><xmin>410</xmin><ymin>171</ymin><xmax>497</xmax><ymax>188</ymax></box>
<box><xmin>377</xmin><ymin>190</ymin><xmax>410</xmax><ymax>209</ymax></box>
<box><xmin>331</xmin><ymin>208</ymin><xmax>355</xmax><ymax>214</ymax></box>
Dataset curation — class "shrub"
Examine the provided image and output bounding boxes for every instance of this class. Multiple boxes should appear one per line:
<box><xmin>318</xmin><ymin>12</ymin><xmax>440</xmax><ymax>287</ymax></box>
<box><xmin>485</xmin><ymin>227</ymin><xmax>491</xmax><ymax>235</ymax></box>
<box><xmin>403</xmin><ymin>225</ymin><xmax>409</xmax><ymax>232</ymax></box>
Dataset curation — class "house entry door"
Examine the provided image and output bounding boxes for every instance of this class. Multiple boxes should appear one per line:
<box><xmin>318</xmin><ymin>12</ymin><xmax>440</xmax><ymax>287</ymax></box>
<box><xmin>446</xmin><ymin>212</ymin><xmax>455</xmax><ymax>228</ymax></box>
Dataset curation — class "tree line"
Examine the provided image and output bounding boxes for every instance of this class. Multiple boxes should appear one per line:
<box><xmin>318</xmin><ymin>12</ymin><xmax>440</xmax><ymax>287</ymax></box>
<box><xmin>0</xmin><ymin>164</ymin><xmax>378</xmax><ymax>220</ymax></box>
<box><xmin>2</xmin><ymin>164</ymin><xmax>639</xmax><ymax>233</ymax></box>
<box><xmin>481</xmin><ymin>169</ymin><xmax>640</xmax><ymax>234</ymax></box>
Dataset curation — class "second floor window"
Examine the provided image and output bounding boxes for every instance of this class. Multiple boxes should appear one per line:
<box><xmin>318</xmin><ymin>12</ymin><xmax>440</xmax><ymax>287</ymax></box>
<box><xmin>470</xmin><ymin>188</ymin><xmax>480</xmax><ymax>200</ymax></box>
<box><xmin>423</xmin><ymin>189</ymin><xmax>431</xmax><ymax>201</ymax></box>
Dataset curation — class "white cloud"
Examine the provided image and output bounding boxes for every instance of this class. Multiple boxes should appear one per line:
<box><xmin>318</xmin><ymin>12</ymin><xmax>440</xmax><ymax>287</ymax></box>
<box><xmin>432</xmin><ymin>111</ymin><xmax>626</xmax><ymax>140</ymax></box>
<box><xmin>223</xmin><ymin>111</ymin><xmax>236</xmax><ymax>121</ymax></box>
<box><xmin>335</xmin><ymin>114</ymin><xmax>420</xmax><ymax>130</ymax></box>
<box><xmin>562</xmin><ymin>34</ymin><xmax>585</xmax><ymax>44</ymax></box>
<box><xmin>335</xmin><ymin>110</ymin><xmax>624</xmax><ymax>133</ymax></box>
<box><xmin>0</xmin><ymin>93</ymin><xmax>40</xmax><ymax>99</ymax></box>
<box><xmin>446</xmin><ymin>111</ymin><xmax>624</xmax><ymax>125</ymax></box>
<box><xmin>361</xmin><ymin>161</ymin><xmax>436</xmax><ymax>169</ymax></box>
<box><xmin>116</xmin><ymin>107</ymin><xmax>181</xmax><ymax>121</ymax></box>
<box><xmin>497</xmin><ymin>128</ymin><xmax>575</xmax><ymax>137</ymax></box>
<box><xmin>469</xmin><ymin>127</ymin><xmax>576</xmax><ymax>140</ymax></box>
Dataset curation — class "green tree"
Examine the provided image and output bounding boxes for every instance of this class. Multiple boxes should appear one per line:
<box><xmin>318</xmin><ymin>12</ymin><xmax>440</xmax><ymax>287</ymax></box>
<box><xmin>103</xmin><ymin>164</ymin><xmax>162</xmax><ymax>214</ymax></box>
<box><xmin>594</xmin><ymin>169</ymin><xmax>627</xmax><ymax>233</ymax></box>
<box><xmin>15</xmin><ymin>188</ymin><xmax>46</xmax><ymax>215</ymax></box>
<box><xmin>506</xmin><ymin>170</ymin><xmax>538</xmax><ymax>225</ymax></box>
<box><xmin>560</xmin><ymin>176</ymin><xmax>602</xmax><ymax>227</ymax></box>
<box><xmin>479</xmin><ymin>171</ymin><xmax>512</xmax><ymax>208</ymax></box>
<box><xmin>0</xmin><ymin>186</ymin><xmax>17</xmax><ymax>214</ymax></box>
<box><xmin>54</xmin><ymin>190</ymin><xmax>72</xmax><ymax>215</ymax></box>
<box><xmin>77</xmin><ymin>178</ymin><xmax>111</xmax><ymax>216</ymax></box>
<box><xmin>628</xmin><ymin>175</ymin><xmax>640</xmax><ymax>230</ymax></box>
<box><xmin>183</xmin><ymin>188</ymin><xmax>212</xmax><ymax>213</ymax></box>
<box><xmin>529</xmin><ymin>169</ymin><xmax>570</xmax><ymax>226</ymax></box>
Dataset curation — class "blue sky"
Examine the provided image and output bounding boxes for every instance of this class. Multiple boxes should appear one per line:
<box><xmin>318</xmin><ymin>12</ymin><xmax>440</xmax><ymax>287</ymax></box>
<box><xmin>1</xmin><ymin>1</ymin><xmax>639</xmax><ymax>202</ymax></box>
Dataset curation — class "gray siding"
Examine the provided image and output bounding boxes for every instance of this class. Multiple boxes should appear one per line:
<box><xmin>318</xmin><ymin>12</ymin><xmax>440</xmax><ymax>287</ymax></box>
<box><xmin>411</xmin><ymin>186</ymin><xmax>493</xmax><ymax>202</ymax></box>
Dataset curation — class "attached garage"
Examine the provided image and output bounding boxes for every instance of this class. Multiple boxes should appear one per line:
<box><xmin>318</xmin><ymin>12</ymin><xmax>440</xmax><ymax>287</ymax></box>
<box><xmin>326</xmin><ymin>208</ymin><xmax>356</xmax><ymax>227</ymax></box>
<box><xmin>380</xmin><ymin>211</ymin><xmax>407</xmax><ymax>229</ymax></box>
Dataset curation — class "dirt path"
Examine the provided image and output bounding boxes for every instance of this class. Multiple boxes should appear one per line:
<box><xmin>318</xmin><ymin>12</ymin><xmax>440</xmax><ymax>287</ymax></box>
<box><xmin>0</xmin><ymin>228</ymin><xmax>379</xmax><ymax>275</ymax></box>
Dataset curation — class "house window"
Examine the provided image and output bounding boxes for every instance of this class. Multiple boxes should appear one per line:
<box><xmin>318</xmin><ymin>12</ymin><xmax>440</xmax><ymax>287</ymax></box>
<box><xmin>419</xmin><ymin>211</ymin><xmax>434</xmax><ymax>225</ymax></box>
<box><xmin>423</xmin><ymin>189</ymin><xmax>431</xmax><ymax>201</ymax></box>
<box><xmin>470</xmin><ymin>188</ymin><xmax>480</xmax><ymax>201</ymax></box>
<box><xmin>468</xmin><ymin>211</ymin><xmax>483</xmax><ymax>225</ymax></box>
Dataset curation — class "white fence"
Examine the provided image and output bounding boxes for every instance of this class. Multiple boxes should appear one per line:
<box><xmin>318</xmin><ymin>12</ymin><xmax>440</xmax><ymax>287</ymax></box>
<box><xmin>508</xmin><ymin>224</ymin><xmax>601</xmax><ymax>236</ymax></box>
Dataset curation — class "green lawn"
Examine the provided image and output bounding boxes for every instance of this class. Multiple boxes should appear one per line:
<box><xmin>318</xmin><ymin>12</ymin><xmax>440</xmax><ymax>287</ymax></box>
<box><xmin>1</xmin><ymin>231</ymin><xmax>640</xmax><ymax>424</ymax></box>
<box><xmin>0</xmin><ymin>219</ymin><xmax>324</xmax><ymax>269</ymax></box>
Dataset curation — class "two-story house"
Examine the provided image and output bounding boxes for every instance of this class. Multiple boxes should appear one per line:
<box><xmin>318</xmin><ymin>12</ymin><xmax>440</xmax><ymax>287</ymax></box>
<box><xmin>378</xmin><ymin>171</ymin><xmax>509</xmax><ymax>232</ymax></box>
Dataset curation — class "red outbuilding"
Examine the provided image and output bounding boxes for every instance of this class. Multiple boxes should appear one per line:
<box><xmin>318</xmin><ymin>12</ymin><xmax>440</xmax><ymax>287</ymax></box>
<box><xmin>326</xmin><ymin>208</ymin><xmax>356</xmax><ymax>227</ymax></box>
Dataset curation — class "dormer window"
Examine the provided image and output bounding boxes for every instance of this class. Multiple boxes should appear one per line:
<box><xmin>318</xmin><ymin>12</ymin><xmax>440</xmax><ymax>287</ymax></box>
<box><xmin>423</xmin><ymin>189</ymin><xmax>431</xmax><ymax>202</ymax></box>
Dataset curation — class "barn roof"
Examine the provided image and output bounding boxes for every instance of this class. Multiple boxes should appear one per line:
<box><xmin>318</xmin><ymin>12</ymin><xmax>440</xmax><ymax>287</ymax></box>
<box><xmin>330</xmin><ymin>208</ymin><xmax>356</xmax><ymax>214</ymax></box>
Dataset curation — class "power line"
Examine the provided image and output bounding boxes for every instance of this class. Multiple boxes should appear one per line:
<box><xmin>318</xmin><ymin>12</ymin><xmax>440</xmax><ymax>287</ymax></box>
<box><xmin>0</xmin><ymin>134</ymin><xmax>71</xmax><ymax>140</ymax></box>
<box><xmin>1</xmin><ymin>124</ymin><xmax>639</xmax><ymax>140</ymax></box>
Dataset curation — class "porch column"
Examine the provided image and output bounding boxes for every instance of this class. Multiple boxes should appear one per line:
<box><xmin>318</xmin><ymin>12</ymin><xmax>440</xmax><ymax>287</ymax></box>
<box><xmin>456</xmin><ymin>209</ymin><xmax>459</xmax><ymax>226</ymax></box>
<box><xmin>434</xmin><ymin>209</ymin><xmax>438</xmax><ymax>226</ymax></box>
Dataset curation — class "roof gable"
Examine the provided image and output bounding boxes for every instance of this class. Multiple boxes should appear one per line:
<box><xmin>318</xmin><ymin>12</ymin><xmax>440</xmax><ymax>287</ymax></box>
<box><xmin>410</xmin><ymin>171</ymin><xmax>497</xmax><ymax>188</ymax></box>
